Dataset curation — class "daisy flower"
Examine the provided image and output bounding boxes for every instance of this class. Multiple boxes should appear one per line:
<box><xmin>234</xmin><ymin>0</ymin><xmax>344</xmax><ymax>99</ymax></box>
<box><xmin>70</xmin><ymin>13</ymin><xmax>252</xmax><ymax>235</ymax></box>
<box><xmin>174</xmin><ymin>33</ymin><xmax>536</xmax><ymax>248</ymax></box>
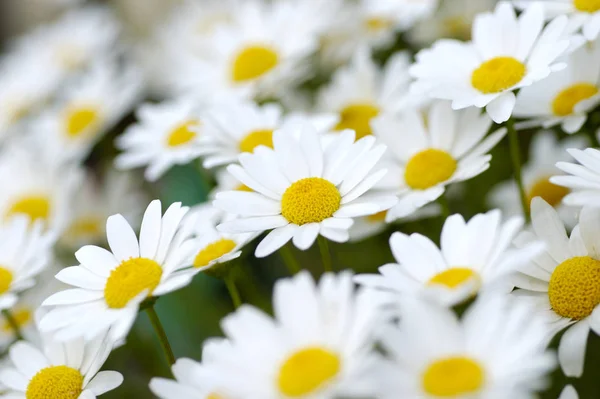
<box><xmin>371</xmin><ymin>101</ymin><xmax>506</xmax><ymax>220</ymax></box>
<box><xmin>317</xmin><ymin>47</ymin><xmax>425</xmax><ymax>141</ymax></box>
<box><xmin>201</xmin><ymin>271</ymin><xmax>386</xmax><ymax>399</ymax></box>
<box><xmin>355</xmin><ymin>210</ymin><xmax>543</xmax><ymax>307</ymax></box>
<box><xmin>550</xmin><ymin>146</ymin><xmax>600</xmax><ymax>207</ymax></box>
<box><xmin>512</xmin><ymin>198</ymin><xmax>600</xmax><ymax>377</ymax></box>
<box><xmin>200</xmin><ymin>100</ymin><xmax>337</xmax><ymax>168</ymax></box>
<box><xmin>149</xmin><ymin>356</ymin><xmax>222</xmax><ymax>399</ymax></box>
<box><xmin>40</xmin><ymin>200</ymin><xmax>198</xmax><ymax>342</ymax></box>
<box><xmin>115</xmin><ymin>97</ymin><xmax>208</xmax><ymax>181</ymax></box>
<box><xmin>379</xmin><ymin>294</ymin><xmax>556</xmax><ymax>398</ymax></box>
<box><xmin>514</xmin><ymin>37</ymin><xmax>600</xmax><ymax>133</ymax></box>
<box><xmin>214</xmin><ymin>122</ymin><xmax>396</xmax><ymax>257</ymax></box>
<box><xmin>410</xmin><ymin>2</ymin><xmax>572</xmax><ymax>123</ymax></box>
<box><xmin>489</xmin><ymin>132</ymin><xmax>587</xmax><ymax>227</ymax></box>
<box><xmin>0</xmin><ymin>330</ymin><xmax>123</xmax><ymax>398</ymax></box>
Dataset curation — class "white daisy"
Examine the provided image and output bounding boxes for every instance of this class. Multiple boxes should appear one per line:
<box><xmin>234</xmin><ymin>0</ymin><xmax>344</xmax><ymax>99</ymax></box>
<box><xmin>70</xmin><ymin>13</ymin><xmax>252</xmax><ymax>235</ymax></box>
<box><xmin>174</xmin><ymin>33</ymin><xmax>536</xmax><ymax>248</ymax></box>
<box><xmin>512</xmin><ymin>198</ymin><xmax>600</xmax><ymax>377</ymax></box>
<box><xmin>201</xmin><ymin>271</ymin><xmax>386</xmax><ymax>399</ymax></box>
<box><xmin>214</xmin><ymin>122</ymin><xmax>396</xmax><ymax>257</ymax></box>
<box><xmin>550</xmin><ymin>146</ymin><xmax>600</xmax><ymax>207</ymax></box>
<box><xmin>410</xmin><ymin>2</ymin><xmax>572</xmax><ymax>123</ymax></box>
<box><xmin>355</xmin><ymin>210</ymin><xmax>543</xmax><ymax>307</ymax></box>
<box><xmin>371</xmin><ymin>101</ymin><xmax>506</xmax><ymax>220</ymax></box>
<box><xmin>200</xmin><ymin>100</ymin><xmax>338</xmax><ymax>168</ymax></box>
<box><xmin>379</xmin><ymin>294</ymin><xmax>556</xmax><ymax>398</ymax></box>
<box><xmin>0</xmin><ymin>330</ymin><xmax>123</xmax><ymax>398</ymax></box>
<box><xmin>514</xmin><ymin>37</ymin><xmax>600</xmax><ymax>133</ymax></box>
<box><xmin>317</xmin><ymin>47</ymin><xmax>425</xmax><ymax>141</ymax></box>
<box><xmin>115</xmin><ymin>97</ymin><xmax>209</xmax><ymax>181</ymax></box>
<box><xmin>40</xmin><ymin>200</ymin><xmax>198</xmax><ymax>342</ymax></box>
<box><xmin>149</xmin><ymin>357</ymin><xmax>221</xmax><ymax>399</ymax></box>
<box><xmin>489</xmin><ymin>132</ymin><xmax>587</xmax><ymax>227</ymax></box>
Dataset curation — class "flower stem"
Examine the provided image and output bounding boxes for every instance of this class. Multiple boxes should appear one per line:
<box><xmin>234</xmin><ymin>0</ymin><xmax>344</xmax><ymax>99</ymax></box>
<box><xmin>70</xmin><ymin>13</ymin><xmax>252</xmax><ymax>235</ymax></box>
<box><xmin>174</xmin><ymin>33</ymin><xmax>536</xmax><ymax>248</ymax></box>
<box><xmin>224</xmin><ymin>274</ymin><xmax>242</xmax><ymax>309</ymax></box>
<box><xmin>318</xmin><ymin>236</ymin><xmax>333</xmax><ymax>273</ymax></box>
<box><xmin>2</xmin><ymin>310</ymin><xmax>23</xmax><ymax>341</ymax></box>
<box><xmin>279</xmin><ymin>244</ymin><xmax>302</xmax><ymax>275</ymax></box>
<box><xmin>507</xmin><ymin>119</ymin><xmax>530</xmax><ymax>223</ymax></box>
<box><xmin>145</xmin><ymin>305</ymin><xmax>175</xmax><ymax>367</ymax></box>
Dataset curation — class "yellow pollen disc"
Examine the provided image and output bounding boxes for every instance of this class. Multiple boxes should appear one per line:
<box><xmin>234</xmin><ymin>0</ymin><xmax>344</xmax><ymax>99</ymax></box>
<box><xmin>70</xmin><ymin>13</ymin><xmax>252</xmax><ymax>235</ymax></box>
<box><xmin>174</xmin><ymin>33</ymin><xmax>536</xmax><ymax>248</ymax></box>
<box><xmin>423</xmin><ymin>356</ymin><xmax>484</xmax><ymax>397</ymax></box>
<box><xmin>527</xmin><ymin>177</ymin><xmax>569</xmax><ymax>208</ymax></box>
<box><xmin>575</xmin><ymin>0</ymin><xmax>600</xmax><ymax>12</ymax></box>
<box><xmin>281</xmin><ymin>177</ymin><xmax>341</xmax><ymax>226</ymax></box>
<box><xmin>6</xmin><ymin>196</ymin><xmax>51</xmax><ymax>223</ymax></box>
<box><xmin>428</xmin><ymin>268</ymin><xmax>480</xmax><ymax>290</ymax></box>
<box><xmin>552</xmin><ymin>83</ymin><xmax>598</xmax><ymax>116</ymax></box>
<box><xmin>167</xmin><ymin>120</ymin><xmax>199</xmax><ymax>147</ymax></box>
<box><xmin>335</xmin><ymin>103</ymin><xmax>380</xmax><ymax>140</ymax></box>
<box><xmin>443</xmin><ymin>16</ymin><xmax>471</xmax><ymax>40</ymax></box>
<box><xmin>231</xmin><ymin>45</ymin><xmax>279</xmax><ymax>82</ymax></box>
<box><xmin>278</xmin><ymin>347</ymin><xmax>341</xmax><ymax>397</ymax></box>
<box><xmin>104</xmin><ymin>257</ymin><xmax>162</xmax><ymax>309</ymax></box>
<box><xmin>239</xmin><ymin>129</ymin><xmax>274</xmax><ymax>153</ymax></box>
<box><xmin>64</xmin><ymin>106</ymin><xmax>100</xmax><ymax>138</ymax></box>
<box><xmin>404</xmin><ymin>149</ymin><xmax>457</xmax><ymax>190</ymax></box>
<box><xmin>0</xmin><ymin>267</ymin><xmax>13</xmax><ymax>295</ymax></box>
<box><xmin>2</xmin><ymin>308</ymin><xmax>31</xmax><ymax>332</ymax></box>
<box><xmin>471</xmin><ymin>56</ymin><xmax>526</xmax><ymax>94</ymax></box>
<box><xmin>193</xmin><ymin>239</ymin><xmax>237</xmax><ymax>268</ymax></box>
<box><xmin>207</xmin><ymin>394</ymin><xmax>225</xmax><ymax>399</ymax></box>
<box><xmin>364</xmin><ymin>17</ymin><xmax>394</xmax><ymax>32</ymax></box>
<box><xmin>65</xmin><ymin>216</ymin><xmax>102</xmax><ymax>239</ymax></box>
<box><xmin>236</xmin><ymin>184</ymin><xmax>253</xmax><ymax>192</ymax></box>
<box><xmin>26</xmin><ymin>365</ymin><xmax>83</xmax><ymax>399</ymax></box>
<box><xmin>367</xmin><ymin>210</ymin><xmax>387</xmax><ymax>223</ymax></box>
<box><xmin>548</xmin><ymin>256</ymin><xmax>600</xmax><ymax>320</ymax></box>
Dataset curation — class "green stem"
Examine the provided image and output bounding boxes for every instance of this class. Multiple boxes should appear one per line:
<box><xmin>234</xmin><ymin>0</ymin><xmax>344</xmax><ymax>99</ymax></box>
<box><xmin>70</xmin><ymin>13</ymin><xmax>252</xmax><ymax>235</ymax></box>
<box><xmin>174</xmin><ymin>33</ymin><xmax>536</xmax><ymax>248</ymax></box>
<box><xmin>2</xmin><ymin>310</ymin><xmax>23</xmax><ymax>341</ymax></box>
<box><xmin>437</xmin><ymin>194</ymin><xmax>451</xmax><ymax>219</ymax></box>
<box><xmin>507</xmin><ymin>119</ymin><xmax>530</xmax><ymax>223</ymax></box>
<box><xmin>224</xmin><ymin>274</ymin><xmax>242</xmax><ymax>309</ymax></box>
<box><xmin>279</xmin><ymin>244</ymin><xmax>302</xmax><ymax>275</ymax></box>
<box><xmin>145</xmin><ymin>305</ymin><xmax>175</xmax><ymax>367</ymax></box>
<box><xmin>318</xmin><ymin>236</ymin><xmax>333</xmax><ymax>273</ymax></box>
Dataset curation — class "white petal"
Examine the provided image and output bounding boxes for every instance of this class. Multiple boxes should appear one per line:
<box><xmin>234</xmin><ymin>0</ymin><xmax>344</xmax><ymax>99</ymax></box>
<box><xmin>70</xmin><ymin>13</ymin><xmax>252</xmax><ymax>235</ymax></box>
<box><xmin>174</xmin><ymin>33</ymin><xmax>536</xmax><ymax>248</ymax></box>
<box><xmin>86</xmin><ymin>371</ymin><xmax>124</xmax><ymax>395</ymax></box>
<box><xmin>292</xmin><ymin>223</ymin><xmax>320</xmax><ymax>250</ymax></box>
<box><xmin>558</xmin><ymin>321</ymin><xmax>589</xmax><ymax>378</ymax></box>
<box><xmin>255</xmin><ymin>225</ymin><xmax>298</xmax><ymax>257</ymax></box>
<box><xmin>486</xmin><ymin>92</ymin><xmax>516</xmax><ymax>123</ymax></box>
<box><xmin>10</xmin><ymin>342</ymin><xmax>49</xmax><ymax>379</ymax></box>
<box><xmin>139</xmin><ymin>200</ymin><xmax>163</xmax><ymax>259</ymax></box>
<box><xmin>106</xmin><ymin>214</ymin><xmax>139</xmax><ymax>261</ymax></box>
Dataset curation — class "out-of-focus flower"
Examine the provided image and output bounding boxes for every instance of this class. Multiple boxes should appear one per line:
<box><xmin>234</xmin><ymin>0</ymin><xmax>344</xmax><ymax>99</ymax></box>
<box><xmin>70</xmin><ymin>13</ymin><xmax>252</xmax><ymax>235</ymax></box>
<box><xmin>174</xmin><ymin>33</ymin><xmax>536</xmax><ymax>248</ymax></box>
<box><xmin>410</xmin><ymin>2</ymin><xmax>572</xmax><ymax>123</ymax></box>
<box><xmin>150</xmin><ymin>357</ymin><xmax>220</xmax><ymax>399</ymax></box>
<box><xmin>372</xmin><ymin>101</ymin><xmax>505</xmax><ymax>220</ymax></box>
<box><xmin>560</xmin><ymin>385</ymin><xmax>579</xmax><ymax>399</ymax></box>
<box><xmin>551</xmin><ymin>147</ymin><xmax>600</xmax><ymax>207</ymax></box>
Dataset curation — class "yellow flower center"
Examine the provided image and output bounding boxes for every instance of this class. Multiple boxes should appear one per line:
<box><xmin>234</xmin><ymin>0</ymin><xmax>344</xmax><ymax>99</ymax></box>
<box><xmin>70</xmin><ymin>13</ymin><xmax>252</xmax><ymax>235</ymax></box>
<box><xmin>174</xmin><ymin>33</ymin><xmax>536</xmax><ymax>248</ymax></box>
<box><xmin>364</xmin><ymin>17</ymin><xmax>394</xmax><ymax>32</ymax></box>
<box><xmin>2</xmin><ymin>308</ymin><xmax>31</xmax><ymax>332</ymax></box>
<box><xmin>236</xmin><ymin>184</ymin><xmax>253</xmax><ymax>192</ymax></box>
<box><xmin>0</xmin><ymin>267</ymin><xmax>13</xmax><ymax>295</ymax></box>
<box><xmin>64</xmin><ymin>106</ymin><xmax>100</xmax><ymax>139</ymax></box>
<box><xmin>367</xmin><ymin>211</ymin><xmax>387</xmax><ymax>223</ymax></box>
<box><xmin>277</xmin><ymin>347</ymin><xmax>341</xmax><ymax>397</ymax></box>
<box><xmin>26</xmin><ymin>365</ymin><xmax>83</xmax><ymax>399</ymax></box>
<box><xmin>193</xmin><ymin>239</ymin><xmax>237</xmax><ymax>268</ymax></box>
<box><xmin>6</xmin><ymin>195</ymin><xmax>51</xmax><ymax>223</ymax></box>
<box><xmin>575</xmin><ymin>0</ymin><xmax>600</xmax><ymax>12</ymax></box>
<box><xmin>404</xmin><ymin>149</ymin><xmax>457</xmax><ymax>190</ymax></box>
<box><xmin>65</xmin><ymin>216</ymin><xmax>103</xmax><ymax>240</ymax></box>
<box><xmin>281</xmin><ymin>178</ymin><xmax>341</xmax><ymax>226</ymax></box>
<box><xmin>527</xmin><ymin>177</ymin><xmax>570</xmax><ymax>208</ymax></box>
<box><xmin>335</xmin><ymin>103</ymin><xmax>380</xmax><ymax>140</ymax></box>
<box><xmin>548</xmin><ymin>256</ymin><xmax>600</xmax><ymax>320</ymax></box>
<box><xmin>551</xmin><ymin>83</ymin><xmax>598</xmax><ymax>116</ymax></box>
<box><xmin>207</xmin><ymin>394</ymin><xmax>225</xmax><ymax>399</ymax></box>
<box><xmin>471</xmin><ymin>57</ymin><xmax>526</xmax><ymax>94</ymax></box>
<box><xmin>166</xmin><ymin>120</ymin><xmax>200</xmax><ymax>147</ymax></box>
<box><xmin>428</xmin><ymin>268</ymin><xmax>480</xmax><ymax>290</ymax></box>
<box><xmin>422</xmin><ymin>356</ymin><xmax>484</xmax><ymax>397</ymax></box>
<box><xmin>231</xmin><ymin>45</ymin><xmax>279</xmax><ymax>83</ymax></box>
<box><xmin>104</xmin><ymin>257</ymin><xmax>163</xmax><ymax>309</ymax></box>
<box><xmin>239</xmin><ymin>129</ymin><xmax>274</xmax><ymax>153</ymax></box>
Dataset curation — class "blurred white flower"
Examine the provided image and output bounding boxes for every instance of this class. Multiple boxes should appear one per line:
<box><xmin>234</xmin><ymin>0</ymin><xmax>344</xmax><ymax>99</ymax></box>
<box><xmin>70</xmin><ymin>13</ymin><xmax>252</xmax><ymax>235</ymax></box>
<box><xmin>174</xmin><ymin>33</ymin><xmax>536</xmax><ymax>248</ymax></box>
<box><xmin>551</xmin><ymin>146</ymin><xmax>600</xmax><ymax>207</ymax></box>
<box><xmin>150</xmin><ymin>357</ymin><xmax>220</xmax><ymax>399</ymax></box>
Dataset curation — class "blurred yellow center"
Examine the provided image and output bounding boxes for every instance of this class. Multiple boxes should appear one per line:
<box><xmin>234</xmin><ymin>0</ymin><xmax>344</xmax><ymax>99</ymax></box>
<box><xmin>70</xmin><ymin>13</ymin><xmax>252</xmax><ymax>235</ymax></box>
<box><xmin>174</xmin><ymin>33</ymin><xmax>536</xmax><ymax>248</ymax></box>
<box><xmin>423</xmin><ymin>357</ymin><xmax>484</xmax><ymax>397</ymax></box>
<box><xmin>2</xmin><ymin>308</ymin><xmax>31</xmax><ymax>332</ymax></box>
<box><xmin>236</xmin><ymin>184</ymin><xmax>253</xmax><ymax>192</ymax></box>
<box><xmin>232</xmin><ymin>45</ymin><xmax>279</xmax><ymax>82</ymax></box>
<box><xmin>104</xmin><ymin>257</ymin><xmax>162</xmax><ymax>309</ymax></box>
<box><xmin>239</xmin><ymin>129</ymin><xmax>274</xmax><ymax>153</ymax></box>
<box><xmin>471</xmin><ymin>57</ymin><xmax>526</xmax><ymax>94</ymax></box>
<box><xmin>335</xmin><ymin>103</ymin><xmax>380</xmax><ymax>140</ymax></box>
<box><xmin>7</xmin><ymin>196</ymin><xmax>50</xmax><ymax>222</ymax></box>
<box><xmin>278</xmin><ymin>347</ymin><xmax>341</xmax><ymax>397</ymax></box>
<box><xmin>364</xmin><ymin>17</ymin><xmax>394</xmax><ymax>32</ymax></box>
<box><xmin>64</xmin><ymin>106</ymin><xmax>100</xmax><ymax>138</ymax></box>
<box><xmin>193</xmin><ymin>239</ymin><xmax>237</xmax><ymax>268</ymax></box>
<box><xmin>444</xmin><ymin>16</ymin><xmax>471</xmax><ymax>40</ymax></box>
<box><xmin>404</xmin><ymin>149</ymin><xmax>457</xmax><ymax>190</ymax></box>
<box><xmin>0</xmin><ymin>267</ymin><xmax>13</xmax><ymax>295</ymax></box>
<box><xmin>527</xmin><ymin>177</ymin><xmax>569</xmax><ymax>207</ymax></box>
<box><xmin>206</xmin><ymin>394</ymin><xmax>224</xmax><ymax>399</ymax></box>
<box><xmin>26</xmin><ymin>365</ymin><xmax>83</xmax><ymax>399</ymax></box>
<box><xmin>552</xmin><ymin>83</ymin><xmax>598</xmax><ymax>116</ymax></box>
<box><xmin>66</xmin><ymin>216</ymin><xmax>102</xmax><ymax>239</ymax></box>
<box><xmin>281</xmin><ymin>178</ymin><xmax>341</xmax><ymax>225</ymax></box>
<box><xmin>428</xmin><ymin>268</ymin><xmax>480</xmax><ymax>289</ymax></box>
<box><xmin>367</xmin><ymin>211</ymin><xmax>387</xmax><ymax>223</ymax></box>
<box><xmin>548</xmin><ymin>256</ymin><xmax>600</xmax><ymax>320</ymax></box>
<box><xmin>575</xmin><ymin>0</ymin><xmax>600</xmax><ymax>12</ymax></box>
<box><xmin>167</xmin><ymin>120</ymin><xmax>199</xmax><ymax>147</ymax></box>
